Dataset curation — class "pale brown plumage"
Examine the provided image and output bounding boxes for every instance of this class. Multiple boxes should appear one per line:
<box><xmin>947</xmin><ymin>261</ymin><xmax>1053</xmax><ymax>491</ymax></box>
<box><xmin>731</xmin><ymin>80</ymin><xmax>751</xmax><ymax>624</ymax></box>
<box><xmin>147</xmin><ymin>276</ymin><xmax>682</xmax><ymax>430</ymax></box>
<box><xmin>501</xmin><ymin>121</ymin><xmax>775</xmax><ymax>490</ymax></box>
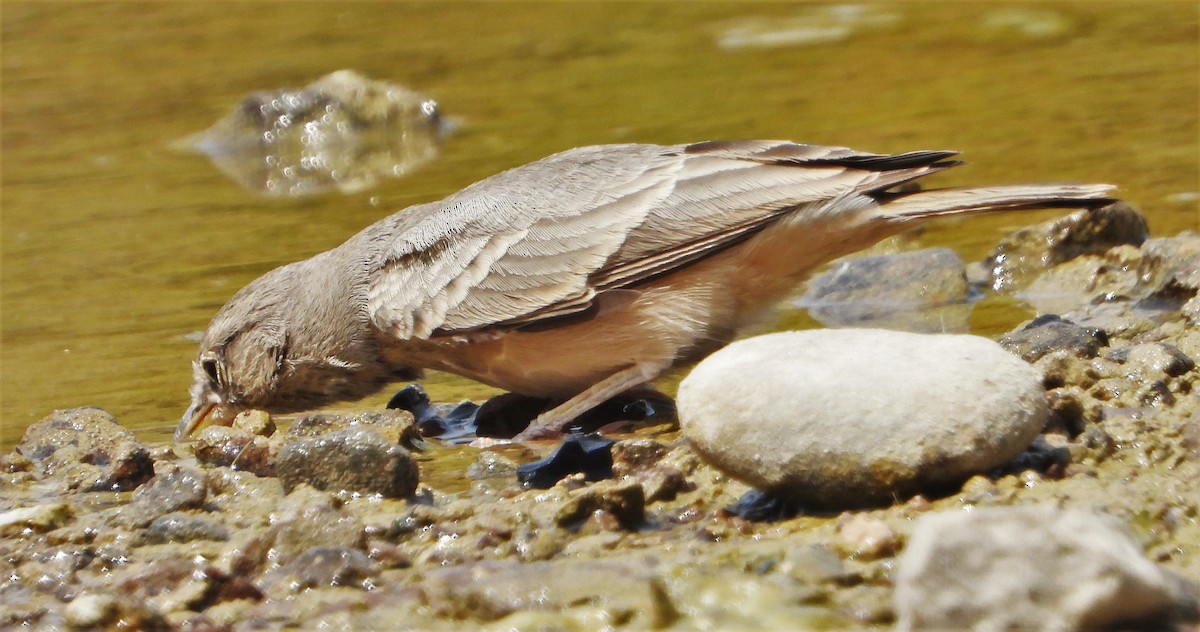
<box><xmin>178</xmin><ymin>140</ymin><xmax>1114</xmax><ymax>441</ymax></box>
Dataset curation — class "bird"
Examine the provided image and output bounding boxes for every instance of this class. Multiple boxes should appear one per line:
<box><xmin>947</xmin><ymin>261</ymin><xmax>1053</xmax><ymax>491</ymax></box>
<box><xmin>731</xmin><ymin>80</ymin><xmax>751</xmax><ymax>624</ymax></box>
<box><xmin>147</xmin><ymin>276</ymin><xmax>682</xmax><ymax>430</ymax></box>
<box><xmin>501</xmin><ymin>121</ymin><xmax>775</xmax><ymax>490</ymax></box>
<box><xmin>177</xmin><ymin>140</ymin><xmax>1114</xmax><ymax>442</ymax></box>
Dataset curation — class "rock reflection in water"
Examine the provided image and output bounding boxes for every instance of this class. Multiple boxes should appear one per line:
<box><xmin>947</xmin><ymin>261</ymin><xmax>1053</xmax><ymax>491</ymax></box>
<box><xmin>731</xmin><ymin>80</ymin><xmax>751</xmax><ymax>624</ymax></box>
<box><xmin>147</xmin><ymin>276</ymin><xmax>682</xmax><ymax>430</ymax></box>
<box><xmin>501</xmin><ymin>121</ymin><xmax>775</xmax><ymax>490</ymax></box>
<box><xmin>181</xmin><ymin>70</ymin><xmax>446</xmax><ymax>197</ymax></box>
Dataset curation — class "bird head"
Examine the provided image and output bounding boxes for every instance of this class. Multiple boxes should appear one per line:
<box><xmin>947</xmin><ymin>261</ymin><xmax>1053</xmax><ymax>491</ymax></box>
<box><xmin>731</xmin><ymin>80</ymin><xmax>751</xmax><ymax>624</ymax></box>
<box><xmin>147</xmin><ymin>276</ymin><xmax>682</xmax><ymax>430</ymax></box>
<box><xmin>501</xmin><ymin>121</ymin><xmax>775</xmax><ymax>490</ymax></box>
<box><xmin>176</xmin><ymin>262</ymin><xmax>299</xmax><ymax>441</ymax></box>
<box><xmin>176</xmin><ymin>260</ymin><xmax>386</xmax><ymax>441</ymax></box>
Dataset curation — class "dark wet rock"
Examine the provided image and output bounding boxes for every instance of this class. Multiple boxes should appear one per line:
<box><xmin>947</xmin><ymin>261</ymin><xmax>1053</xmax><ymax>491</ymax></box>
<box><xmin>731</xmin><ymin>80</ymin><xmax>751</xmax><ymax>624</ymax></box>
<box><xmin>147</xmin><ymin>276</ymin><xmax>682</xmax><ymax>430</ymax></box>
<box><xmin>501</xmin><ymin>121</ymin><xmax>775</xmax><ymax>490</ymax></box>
<box><xmin>611</xmin><ymin>438</ymin><xmax>671</xmax><ymax>475</ymax></box>
<box><xmin>132</xmin><ymin>464</ymin><xmax>207</xmax><ymax>514</ymax></box>
<box><xmin>387</xmin><ymin>383</ymin><xmax>481</xmax><ymax>439</ymax></box>
<box><xmin>286</xmin><ymin>409</ymin><xmax>420</xmax><ymax>449</ymax></box>
<box><xmin>16</xmin><ymin>407</ymin><xmax>154</xmax><ymax>491</ymax></box>
<box><xmin>192</xmin><ymin>425</ymin><xmax>276</xmax><ymax>477</ymax></box>
<box><xmin>182</xmin><ymin>69</ymin><xmax>445</xmax><ymax>197</ymax></box>
<box><xmin>271</xmin><ymin>547</ymin><xmax>379</xmax><ymax>592</ymax></box>
<box><xmin>985</xmin><ymin>202</ymin><xmax>1149</xmax><ymax>292</ymax></box>
<box><xmin>517</xmin><ymin>434</ymin><xmax>614</xmax><ymax>489</ymax></box>
<box><xmin>895</xmin><ymin>505</ymin><xmax>1200</xmax><ymax>630</ymax></box>
<box><xmin>610</xmin><ymin>438</ymin><xmax>690</xmax><ymax>502</ymax></box>
<box><xmin>797</xmin><ymin>247</ymin><xmax>971</xmax><ymax>332</ymax></box>
<box><xmin>1</xmin><ymin>452</ymin><xmax>33</xmax><ymax>473</ymax></box>
<box><xmin>723</xmin><ymin>489</ymin><xmax>802</xmax><ymax>522</ymax></box>
<box><xmin>277</xmin><ymin>427</ymin><xmax>419</xmax><ymax>498</ymax></box>
<box><xmin>679</xmin><ymin>329</ymin><xmax>1048</xmax><ymax>507</ymax></box>
<box><xmin>1000</xmin><ymin>314</ymin><xmax>1109</xmax><ymax>363</ymax></box>
<box><xmin>990</xmin><ymin>434</ymin><xmax>1072</xmax><ymax>478</ymax></box>
<box><xmin>143</xmin><ymin>513</ymin><xmax>229</xmax><ymax>544</ymax></box>
<box><xmin>553</xmin><ymin>479</ymin><xmax>645</xmax><ymax>530</ymax></box>
<box><xmin>1044</xmin><ymin>386</ymin><xmax>1092</xmax><ymax>436</ymax></box>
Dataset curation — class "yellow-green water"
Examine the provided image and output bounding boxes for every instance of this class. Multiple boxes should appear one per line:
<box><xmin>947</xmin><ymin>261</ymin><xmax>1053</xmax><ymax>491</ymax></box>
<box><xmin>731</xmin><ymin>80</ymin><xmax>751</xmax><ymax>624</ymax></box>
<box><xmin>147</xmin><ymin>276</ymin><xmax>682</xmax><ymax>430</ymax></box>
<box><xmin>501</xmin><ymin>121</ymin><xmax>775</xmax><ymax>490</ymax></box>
<box><xmin>2</xmin><ymin>2</ymin><xmax>1197</xmax><ymax>448</ymax></box>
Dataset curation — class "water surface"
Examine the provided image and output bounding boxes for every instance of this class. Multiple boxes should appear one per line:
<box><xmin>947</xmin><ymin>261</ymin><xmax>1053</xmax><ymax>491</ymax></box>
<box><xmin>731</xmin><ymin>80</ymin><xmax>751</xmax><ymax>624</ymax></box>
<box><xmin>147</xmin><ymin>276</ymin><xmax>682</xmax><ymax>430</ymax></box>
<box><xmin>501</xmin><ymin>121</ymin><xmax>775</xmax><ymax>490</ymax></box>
<box><xmin>2</xmin><ymin>2</ymin><xmax>1196</xmax><ymax>447</ymax></box>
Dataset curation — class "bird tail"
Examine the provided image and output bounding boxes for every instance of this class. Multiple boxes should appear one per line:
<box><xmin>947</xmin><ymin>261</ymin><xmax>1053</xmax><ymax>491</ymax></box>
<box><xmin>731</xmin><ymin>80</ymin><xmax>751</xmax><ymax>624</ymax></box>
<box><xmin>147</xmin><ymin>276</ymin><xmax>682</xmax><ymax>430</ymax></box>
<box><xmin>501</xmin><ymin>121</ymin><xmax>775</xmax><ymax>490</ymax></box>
<box><xmin>876</xmin><ymin>183</ymin><xmax>1118</xmax><ymax>221</ymax></box>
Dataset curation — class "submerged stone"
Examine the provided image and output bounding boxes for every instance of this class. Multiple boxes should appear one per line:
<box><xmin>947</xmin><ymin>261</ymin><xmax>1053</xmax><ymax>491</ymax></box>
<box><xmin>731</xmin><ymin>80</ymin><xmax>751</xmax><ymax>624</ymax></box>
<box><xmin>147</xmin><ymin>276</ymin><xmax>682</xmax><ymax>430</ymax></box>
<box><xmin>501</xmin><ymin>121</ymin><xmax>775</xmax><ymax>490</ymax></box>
<box><xmin>797</xmin><ymin>247</ymin><xmax>971</xmax><ymax>333</ymax></box>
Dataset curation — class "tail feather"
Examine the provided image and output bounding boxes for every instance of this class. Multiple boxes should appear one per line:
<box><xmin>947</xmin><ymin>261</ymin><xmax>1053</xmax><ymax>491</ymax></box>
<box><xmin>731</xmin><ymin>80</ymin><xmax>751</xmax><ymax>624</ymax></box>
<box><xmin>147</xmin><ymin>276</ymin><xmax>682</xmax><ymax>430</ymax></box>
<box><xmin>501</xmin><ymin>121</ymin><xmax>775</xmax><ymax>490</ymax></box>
<box><xmin>877</xmin><ymin>184</ymin><xmax>1117</xmax><ymax>221</ymax></box>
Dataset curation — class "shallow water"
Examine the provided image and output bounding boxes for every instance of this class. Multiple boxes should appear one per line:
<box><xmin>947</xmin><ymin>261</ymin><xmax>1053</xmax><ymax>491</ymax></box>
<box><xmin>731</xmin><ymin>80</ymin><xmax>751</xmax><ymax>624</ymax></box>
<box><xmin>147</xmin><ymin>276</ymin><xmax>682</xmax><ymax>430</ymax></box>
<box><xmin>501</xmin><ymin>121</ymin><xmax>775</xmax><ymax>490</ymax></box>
<box><xmin>2</xmin><ymin>2</ymin><xmax>1197</xmax><ymax>448</ymax></box>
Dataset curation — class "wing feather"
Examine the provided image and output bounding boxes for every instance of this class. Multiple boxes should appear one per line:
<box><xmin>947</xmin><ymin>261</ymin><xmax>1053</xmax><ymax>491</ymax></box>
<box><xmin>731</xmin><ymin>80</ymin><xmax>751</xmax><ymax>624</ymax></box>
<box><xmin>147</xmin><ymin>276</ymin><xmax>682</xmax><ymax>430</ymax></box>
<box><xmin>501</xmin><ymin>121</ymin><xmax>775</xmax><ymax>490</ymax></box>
<box><xmin>365</xmin><ymin>141</ymin><xmax>954</xmax><ymax>338</ymax></box>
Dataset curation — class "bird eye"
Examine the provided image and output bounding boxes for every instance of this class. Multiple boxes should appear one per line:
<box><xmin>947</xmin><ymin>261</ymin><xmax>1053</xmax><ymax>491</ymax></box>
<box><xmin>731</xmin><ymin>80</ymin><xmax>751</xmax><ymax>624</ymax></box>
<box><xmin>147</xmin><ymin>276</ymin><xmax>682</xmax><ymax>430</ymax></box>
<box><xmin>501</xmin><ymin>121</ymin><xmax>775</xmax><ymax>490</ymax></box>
<box><xmin>201</xmin><ymin>357</ymin><xmax>221</xmax><ymax>386</ymax></box>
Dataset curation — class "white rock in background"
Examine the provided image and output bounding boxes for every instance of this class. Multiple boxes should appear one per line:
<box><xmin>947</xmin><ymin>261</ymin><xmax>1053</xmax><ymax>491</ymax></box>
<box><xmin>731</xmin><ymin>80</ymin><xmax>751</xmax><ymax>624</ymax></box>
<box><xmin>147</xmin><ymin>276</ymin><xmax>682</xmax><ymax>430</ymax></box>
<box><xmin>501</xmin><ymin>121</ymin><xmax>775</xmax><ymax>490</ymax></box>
<box><xmin>894</xmin><ymin>505</ymin><xmax>1200</xmax><ymax>630</ymax></box>
<box><xmin>676</xmin><ymin>329</ymin><xmax>1047</xmax><ymax>507</ymax></box>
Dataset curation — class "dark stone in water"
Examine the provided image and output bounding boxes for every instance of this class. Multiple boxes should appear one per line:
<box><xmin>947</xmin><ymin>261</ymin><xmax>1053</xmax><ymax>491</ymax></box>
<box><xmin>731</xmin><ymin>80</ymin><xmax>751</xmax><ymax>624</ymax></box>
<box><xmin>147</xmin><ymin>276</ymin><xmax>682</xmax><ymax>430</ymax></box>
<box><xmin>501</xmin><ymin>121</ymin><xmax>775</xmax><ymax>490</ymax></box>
<box><xmin>797</xmin><ymin>247</ymin><xmax>971</xmax><ymax>333</ymax></box>
<box><xmin>387</xmin><ymin>383</ymin><xmax>480</xmax><ymax>442</ymax></box>
<box><xmin>517</xmin><ymin>434</ymin><xmax>615</xmax><ymax>489</ymax></box>
<box><xmin>999</xmin><ymin>314</ymin><xmax>1108</xmax><ymax>362</ymax></box>
<box><xmin>387</xmin><ymin>383</ymin><xmax>675</xmax><ymax>442</ymax></box>
<box><xmin>723</xmin><ymin>489</ymin><xmax>804</xmax><ymax>522</ymax></box>
<box><xmin>989</xmin><ymin>435</ymin><xmax>1071</xmax><ymax>478</ymax></box>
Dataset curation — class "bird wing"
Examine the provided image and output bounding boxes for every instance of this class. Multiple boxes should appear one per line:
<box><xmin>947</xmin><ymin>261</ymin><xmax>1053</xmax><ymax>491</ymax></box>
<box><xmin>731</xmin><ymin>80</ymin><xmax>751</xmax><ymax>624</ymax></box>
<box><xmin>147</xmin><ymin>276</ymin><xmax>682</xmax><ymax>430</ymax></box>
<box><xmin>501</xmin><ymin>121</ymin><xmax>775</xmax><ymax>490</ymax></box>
<box><xmin>366</xmin><ymin>141</ymin><xmax>957</xmax><ymax>339</ymax></box>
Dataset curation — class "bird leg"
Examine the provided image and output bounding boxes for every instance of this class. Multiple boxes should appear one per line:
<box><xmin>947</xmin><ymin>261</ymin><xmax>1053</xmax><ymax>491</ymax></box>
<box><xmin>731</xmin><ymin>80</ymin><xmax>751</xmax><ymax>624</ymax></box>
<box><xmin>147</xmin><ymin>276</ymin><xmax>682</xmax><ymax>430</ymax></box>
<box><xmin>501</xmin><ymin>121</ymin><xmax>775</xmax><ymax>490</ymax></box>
<box><xmin>513</xmin><ymin>361</ymin><xmax>668</xmax><ymax>441</ymax></box>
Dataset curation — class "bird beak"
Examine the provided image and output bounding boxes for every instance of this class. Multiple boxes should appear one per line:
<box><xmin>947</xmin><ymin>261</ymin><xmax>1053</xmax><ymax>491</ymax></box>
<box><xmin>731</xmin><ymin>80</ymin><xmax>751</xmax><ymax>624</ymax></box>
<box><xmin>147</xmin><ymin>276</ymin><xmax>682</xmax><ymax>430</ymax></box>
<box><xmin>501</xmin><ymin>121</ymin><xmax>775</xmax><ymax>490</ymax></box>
<box><xmin>176</xmin><ymin>400</ymin><xmax>216</xmax><ymax>442</ymax></box>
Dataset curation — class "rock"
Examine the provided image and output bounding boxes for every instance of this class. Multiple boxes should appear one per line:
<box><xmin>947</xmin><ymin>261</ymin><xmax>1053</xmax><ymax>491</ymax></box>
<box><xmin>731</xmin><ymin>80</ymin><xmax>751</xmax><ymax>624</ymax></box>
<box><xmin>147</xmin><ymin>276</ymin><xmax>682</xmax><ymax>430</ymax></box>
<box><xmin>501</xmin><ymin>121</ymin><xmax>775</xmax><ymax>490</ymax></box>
<box><xmin>796</xmin><ymin>248</ymin><xmax>971</xmax><ymax>333</ymax></box>
<box><xmin>553</xmin><ymin>479</ymin><xmax>646</xmax><ymax>530</ymax></box>
<box><xmin>277</xmin><ymin>427</ymin><xmax>419</xmax><ymax>498</ymax></box>
<box><xmin>0</xmin><ymin>502</ymin><xmax>72</xmax><ymax>535</ymax></box>
<box><xmin>285</xmin><ymin>409</ymin><xmax>420</xmax><ymax>448</ymax></box>
<box><xmin>894</xmin><ymin>505</ymin><xmax>1200</xmax><ymax>630</ymax></box>
<box><xmin>181</xmin><ymin>69</ymin><xmax>446</xmax><ymax>197</ymax></box>
<box><xmin>1106</xmin><ymin>342</ymin><xmax>1195</xmax><ymax>379</ymax></box>
<box><xmin>1020</xmin><ymin>245</ymin><xmax>1147</xmax><ymax>314</ymax></box>
<box><xmin>677</xmin><ymin>329</ymin><xmax>1048</xmax><ymax>507</ymax></box>
<box><xmin>132</xmin><ymin>464</ymin><xmax>207</xmax><ymax>515</ymax></box>
<box><xmin>835</xmin><ymin>514</ymin><xmax>897</xmax><ymax>560</ymax></box>
<box><xmin>62</xmin><ymin>593</ymin><xmax>118</xmax><ymax>628</ymax></box>
<box><xmin>16</xmin><ymin>407</ymin><xmax>154</xmax><ymax>491</ymax></box>
<box><xmin>420</xmin><ymin>558</ymin><xmax>674</xmax><ymax>624</ymax></box>
<box><xmin>272</xmin><ymin>487</ymin><xmax>366</xmax><ymax>564</ymax></box>
<box><xmin>271</xmin><ymin>547</ymin><xmax>379</xmax><ymax>592</ymax></box>
<box><xmin>516</xmin><ymin>434</ymin><xmax>614</xmax><ymax>489</ymax></box>
<box><xmin>1000</xmin><ymin>314</ymin><xmax>1109</xmax><ymax>363</ymax></box>
<box><xmin>143</xmin><ymin>513</ymin><xmax>230</xmax><ymax>544</ymax></box>
<box><xmin>193</xmin><ymin>425</ymin><xmax>276</xmax><ymax>477</ymax></box>
<box><xmin>985</xmin><ymin>202</ymin><xmax>1149</xmax><ymax>292</ymax></box>
<box><xmin>231</xmin><ymin>409</ymin><xmax>275</xmax><ymax>437</ymax></box>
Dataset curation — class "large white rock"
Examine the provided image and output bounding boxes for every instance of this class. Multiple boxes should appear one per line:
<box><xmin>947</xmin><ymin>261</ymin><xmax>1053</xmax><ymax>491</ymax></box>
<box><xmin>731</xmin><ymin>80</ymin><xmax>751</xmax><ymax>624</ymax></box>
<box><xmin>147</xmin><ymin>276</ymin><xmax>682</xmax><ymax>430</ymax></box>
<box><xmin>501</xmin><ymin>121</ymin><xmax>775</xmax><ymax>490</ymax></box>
<box><xmin>676</xmin><ymin>329</ymin><xmax>1047</xmax><ymax>506</ymax></box>
<box><xmin>894</xmin><ymin>506</ymin><xmax>1200</xmax><ymax>630</ymax></box>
